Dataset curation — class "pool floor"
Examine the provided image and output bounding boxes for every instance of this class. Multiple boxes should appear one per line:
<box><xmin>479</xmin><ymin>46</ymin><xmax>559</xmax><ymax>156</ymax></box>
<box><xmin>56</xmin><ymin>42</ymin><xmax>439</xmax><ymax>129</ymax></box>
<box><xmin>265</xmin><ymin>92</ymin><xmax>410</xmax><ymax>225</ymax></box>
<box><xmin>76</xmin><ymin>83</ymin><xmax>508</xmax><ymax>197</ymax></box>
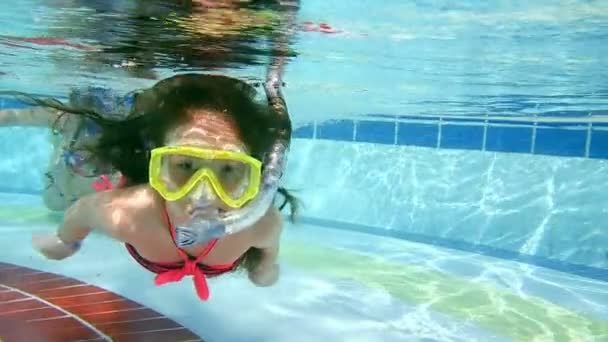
<box><xmin>0</xmin><ymin>193</ymin><xmax>607</xmax><ymax>342</ymax></box>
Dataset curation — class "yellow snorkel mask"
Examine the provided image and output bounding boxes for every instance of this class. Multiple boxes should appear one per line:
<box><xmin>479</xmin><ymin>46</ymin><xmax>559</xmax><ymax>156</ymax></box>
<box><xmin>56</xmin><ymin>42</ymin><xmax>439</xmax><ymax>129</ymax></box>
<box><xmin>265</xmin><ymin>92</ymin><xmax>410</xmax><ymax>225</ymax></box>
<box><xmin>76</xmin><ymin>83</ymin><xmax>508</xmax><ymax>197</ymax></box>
<box><xmin>149</xmin><ymin>146</ymin><xmax>262</xmax><ymax>208</ymax></box>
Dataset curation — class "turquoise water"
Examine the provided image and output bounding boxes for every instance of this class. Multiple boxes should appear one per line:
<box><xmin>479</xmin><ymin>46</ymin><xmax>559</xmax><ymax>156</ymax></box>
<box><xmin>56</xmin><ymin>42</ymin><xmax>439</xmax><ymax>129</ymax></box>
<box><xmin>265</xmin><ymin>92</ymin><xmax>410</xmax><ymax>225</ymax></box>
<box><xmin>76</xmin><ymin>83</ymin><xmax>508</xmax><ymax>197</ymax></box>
<box><xmin>0</xmin><ymin>193</ymin><xmax>607</xmax><ymax>341</ymax></box>
<box><xmin>1</xmin><ymin>1</ymin><xmax>608</xmax><ymax>341</ymax></box>
<box><xmin>1</xmin><ymin>1</ymin><xmax>607</xmax><ymax>120</ymax></box>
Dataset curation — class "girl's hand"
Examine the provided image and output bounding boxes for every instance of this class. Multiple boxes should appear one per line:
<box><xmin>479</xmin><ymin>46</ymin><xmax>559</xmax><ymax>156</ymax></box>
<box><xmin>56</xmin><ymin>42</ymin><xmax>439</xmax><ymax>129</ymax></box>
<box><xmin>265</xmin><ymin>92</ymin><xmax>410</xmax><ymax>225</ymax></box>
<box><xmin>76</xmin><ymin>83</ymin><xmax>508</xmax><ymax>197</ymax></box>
<box><xmin>32</xmin><ymin>234</ymin><xmax>80</xmax><ymax>260</ymax></box>
<box><xmin>248</xmin><ymin>263</ymin><xmax>279</xmax><ymax>287</ymax></box>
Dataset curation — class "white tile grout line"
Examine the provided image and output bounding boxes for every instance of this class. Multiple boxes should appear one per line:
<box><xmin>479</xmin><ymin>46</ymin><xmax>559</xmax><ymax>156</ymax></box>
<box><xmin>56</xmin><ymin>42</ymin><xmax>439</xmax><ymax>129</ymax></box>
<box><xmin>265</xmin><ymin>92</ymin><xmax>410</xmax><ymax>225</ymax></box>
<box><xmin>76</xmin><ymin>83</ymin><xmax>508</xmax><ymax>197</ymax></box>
<box><xmin>77</xmin><ymin>306</ymin><xmax>148</xmax><ymax>316</ymax></box>
<box><xmin>436</xmin><ymin>117</ymin><xmax>442</xmax><ymax>148</ymax></box>
<box><xmin>77</xmin><ymin>327</ymin><xmax>202</xmax><ymax>342</ymax></box>
<box><xmin>95</xmin><ymin>316</ymin><xmax>165</xmax><ymax>326</ymax></box>
<box><xmin>1</xmin><ymin>296</ymin><xmax>34</xmax><ymax>304</ymax></box>
<box><xmin>27</xmin><ymin>314</ymin><xmax>70</xmax><ymax>323</ymax></box>
<box><xmin>111</xmin><ymin>327</ymin><xmax>195</xmax><ymax>337</ymax></box>
<box><xmin>393</xmin><ymin>115</ymin><xmax>399</xmax><ymax>145</ymax></box>
<box><xmin>0</xmin><ymin>283</ymin><xmax>112</xmax><ymax>342</ymax></box>
<box><xmin>0</xmin><ymin>305</ymin><xmax>54</xmax><ymax>315</ymax></box>
<box><xmin>37</xmin><ymin>283</ymin><xmax>96</xmax><ymax>293</ymax></box>
<box><xmin>530</xmin><ymin>121</ymin><xmax>537</xmax><ymax>154</ymax></box>
<box><xmin>61</xmin><ymin>299</ymin><xmax>128</xmax><ymax>310</ymax></box>
<box><xmin>482</xmin><ymin>119</ymin><xmax>488</xmax><ymax>152</ymax></box>
<box><xmin>585</xmin><ymin>122</ymin><xmax>592</xmax><ymax>158</ymax></box>
<box><xmin>44</xmin><ymin>290</ymin><xmax>109</xmax><ymax>300</ymax></box>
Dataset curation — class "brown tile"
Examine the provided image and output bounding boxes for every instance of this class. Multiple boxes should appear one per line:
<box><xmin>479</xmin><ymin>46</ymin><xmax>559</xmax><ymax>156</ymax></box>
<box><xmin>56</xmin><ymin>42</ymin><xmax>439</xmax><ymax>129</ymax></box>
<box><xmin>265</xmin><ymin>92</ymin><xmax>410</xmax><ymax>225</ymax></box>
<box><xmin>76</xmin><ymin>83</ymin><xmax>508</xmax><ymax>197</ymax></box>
<box><xmin>29</xmin><ymin>317</ymin><xmax>99</xmax><ymax>342</ymax></box>
<box><xmin>0</xmin><ymin>298</ymin><xmax>46</xmax><ymax>313</ymax></box>
<box><xmin>52</xmin><ymin>292</ymin><xmax>123</xmax><ymax>308</ymax></box>
<box><xmin>81</xmin><ymin>307</ymin><xmax>162</xmax><ymax>325</ymax></box>
<box><xmin>0</xmin><ymin>316</ymin><xmax>57</xmax><ymax>342</ymax></box>
<box><xmin>98</xmin><ymin>317</ymin><xmax>182</xmax><ymax>336</ymax></box>
<box><xmin>54</xmin><ymin>318</ymin><xmax>195</xmax><ymax>342</ymax></box>
<box><xmin>0</xmin><ymin>269</ymin><xmax>44</xmax><ymax>283</ymax></box>
<box><xmin>29</xmin><ymin>315</ymin><xmax>91</xmax><ymax>331</ymax></box>
<box><xmin>0</xmin><ymin>262</ymin><xmax>202</xmax><ymax>342</ymax></box>
<box><xmin>0</xmin><ymin>289</ymin><xmax>26</xmax><ymax>302</ymax></box>
<box><xmin>110</xmin><ymin>328</ymin><xmax>203</xmax><ymax>342</ymax></box>
<box><xmin>68</xmin><ymin>298</ymin><xmax>142</xmax><ymax>315</ymax></box>
<box><xmin>0</xmin><ymin>263</ymin><xmax>21</xmax><ymax>271</ymax></box>
<box><xmin>8</xmin><ymin>307</ymin><xmax>64</xmax><ymax>321</ymax></box>
<box><xmin>37</xmin><ymin>285</ymin><xmax>104</xmax><ymax>300</ymax></box>
<box><xmin>62</xmin><ymin>331</ymin><xmax>107</xmax><ymax>341</ymax></box>
<box><xmin>10</xmin><ymin>277</ymin><xmax>83</xmax><ymax>294</ymax></box>
<box><xmin>0</xmin><ymin>263</ymin><xmax>28</xmax><ymax>271</ymax></box>
<box><xmin>10</xmin><ymin>271</ymin><xmax>64</xmax><ymax>284</ymax></box>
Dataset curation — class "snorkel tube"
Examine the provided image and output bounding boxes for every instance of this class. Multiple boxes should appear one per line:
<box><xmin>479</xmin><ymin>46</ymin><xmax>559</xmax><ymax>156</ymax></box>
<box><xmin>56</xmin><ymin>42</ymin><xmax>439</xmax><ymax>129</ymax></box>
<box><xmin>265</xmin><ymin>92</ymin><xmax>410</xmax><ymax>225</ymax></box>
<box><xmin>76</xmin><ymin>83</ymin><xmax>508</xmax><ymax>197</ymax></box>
<box><xmin>173</xmin><ymin>5</ymin><xmax>296</xmax><ymax>247</ymax></box>
<box><xmin>173</xmin><ymin>65</ymin><xmax>291</xmax><ymax>247</ymax></box>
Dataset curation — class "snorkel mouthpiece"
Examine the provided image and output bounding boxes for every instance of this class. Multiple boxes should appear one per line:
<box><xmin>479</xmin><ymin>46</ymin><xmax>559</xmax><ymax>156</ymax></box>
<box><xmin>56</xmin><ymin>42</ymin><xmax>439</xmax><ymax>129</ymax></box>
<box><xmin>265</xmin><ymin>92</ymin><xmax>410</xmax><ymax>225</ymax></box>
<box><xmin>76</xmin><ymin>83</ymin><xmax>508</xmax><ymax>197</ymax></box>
<box><xmin>174</xmin><ymin>214</ymin><xmax>226</xmax><ymax>247</ymax></box>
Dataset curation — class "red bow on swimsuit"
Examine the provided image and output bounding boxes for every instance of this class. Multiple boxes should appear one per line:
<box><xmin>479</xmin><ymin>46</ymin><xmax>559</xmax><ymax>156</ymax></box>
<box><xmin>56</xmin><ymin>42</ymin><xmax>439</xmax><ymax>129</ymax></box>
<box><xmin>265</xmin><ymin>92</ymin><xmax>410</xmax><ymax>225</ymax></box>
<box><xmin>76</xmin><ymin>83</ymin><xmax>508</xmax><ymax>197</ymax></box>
<box><xmin>153</xmin><ymin>239</ymin><xmax>232</xmax><ymax>301</ymax></box>
<box><xmin>154</xmin><ymin>258</ymin><xmax>211</xmax><ymax>300</ymax></box>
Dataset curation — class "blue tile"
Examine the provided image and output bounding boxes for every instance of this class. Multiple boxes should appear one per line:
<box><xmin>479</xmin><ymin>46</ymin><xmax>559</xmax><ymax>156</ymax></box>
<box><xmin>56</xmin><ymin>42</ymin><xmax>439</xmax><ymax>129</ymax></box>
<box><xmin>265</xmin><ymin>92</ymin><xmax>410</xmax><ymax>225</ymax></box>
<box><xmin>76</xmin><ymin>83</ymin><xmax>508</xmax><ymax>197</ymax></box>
<box><xmin>536</xmin><ymin>122</ymin><xmax>588</xmax><ymax>129</ymax></box>
<box><xmin>488</xmin><ymin>119</ymin><xmax>533</xmax><ymax>126</ymax></box>
<box><xmin>443</xmin><ymin>117</ymin><xmax>486</xmax><ymax>124</ymax></box>
<box><xmin>486</xmin><ymin>126</ymin><xmax>532</xmax><ymax>153</ymax></box>
<box><xmin>534</xmin><ymin>128</ymin><xmax>587</xmax><ymax>157</ymax></box>
<box><xmin>589</xmin><ymin>130</ymin><xmax>608</xmax><ymax>159</ymax></box>
<box><xmin>397</xmin><ymin>115</ymin><xmax>441</xmax><ymax>122</ymax></box>
<box><xmin>397</xmin><ymin>122</ymin><xmax>438</xmax><ymax>147</ymax></box>
<box><xmin>364</xmin><ymin>113</ymin><xmax>396</xmax><ymax>119</ymax></box>
<box><xmin>316</xmin><ymin>120</ymin><xmax>354</xmax><ymax>141</ymax></box>
<box><xmin>538</xmin><ymin>110</ymin><xmax>593</xmax><ymax>117</ymax></box>
<box><xmin>293</xmin><ymin>123</ymin><xmax>314</xmax><ymax>138</ymax></box>
<box><xmin>356</xmin><ymin>120</ymin><xmax>395</xmax><ymax>144</ymax></box>
<box><xmin>440</xmin><ymin>124</ymin><xmax>484</xmax><ymax>150</ymax></box>
<box><xmin>0</xmin><ymin>97</ymin><xmax>29</xmax><ymax>109</ymax></box>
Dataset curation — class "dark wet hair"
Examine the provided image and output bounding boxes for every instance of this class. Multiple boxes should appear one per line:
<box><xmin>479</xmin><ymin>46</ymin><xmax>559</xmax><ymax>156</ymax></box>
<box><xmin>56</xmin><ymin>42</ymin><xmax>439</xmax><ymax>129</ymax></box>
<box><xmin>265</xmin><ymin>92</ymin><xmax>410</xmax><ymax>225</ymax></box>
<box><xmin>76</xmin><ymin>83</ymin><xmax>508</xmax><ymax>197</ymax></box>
<box><xmin>4</xmin><ymin>73</ymin><xmax>299</xmax><ymax>273</ymax></box>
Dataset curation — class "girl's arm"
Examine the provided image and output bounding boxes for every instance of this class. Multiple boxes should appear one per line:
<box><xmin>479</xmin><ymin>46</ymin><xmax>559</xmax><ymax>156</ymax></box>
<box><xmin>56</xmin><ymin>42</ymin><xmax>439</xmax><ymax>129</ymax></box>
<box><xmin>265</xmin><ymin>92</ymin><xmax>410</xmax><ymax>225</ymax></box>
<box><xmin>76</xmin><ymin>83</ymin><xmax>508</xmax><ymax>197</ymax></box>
<box><xmin>0</xmin><ymin>107</ymin><xmax>63</xmax><ymax>127</ymax></box>
<box><xmin>248</xmin><ymin>207</ymin><xmax>283</xmax><ymax>286</ymax></box>
<box><xmin>32</xmin><ymin>189</ymin><xmax>138</xmax><ymax>260</ymax></box>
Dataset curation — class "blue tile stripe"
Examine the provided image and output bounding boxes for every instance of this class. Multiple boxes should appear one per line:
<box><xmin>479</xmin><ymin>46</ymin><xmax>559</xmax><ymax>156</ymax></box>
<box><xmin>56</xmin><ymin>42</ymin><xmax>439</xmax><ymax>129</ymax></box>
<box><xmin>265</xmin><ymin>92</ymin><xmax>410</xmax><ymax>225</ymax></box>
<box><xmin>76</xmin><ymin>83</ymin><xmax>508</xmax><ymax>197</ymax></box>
<box><xmin>316</xmin><ymin>119</ymin><xmax>354</xmax><ymax>141</ymax></box>
<box><xmin>298</xmin><ymin>216</ymin><xmax>608</xmax><ymax>283</ymax></box>
<box><xmin>290</xmin><ymin>114</ymin><xmax>608</xmax><ymax>159</ymax></box>
<box><xmin>1</xmin><ymin>96</ymin><xmax>607</xmax><ymax>159</ymax></box>
<box><xmin>355</xmin><ymin>120</ymin><xmax>395</xmax><ymax>145</ymax></box>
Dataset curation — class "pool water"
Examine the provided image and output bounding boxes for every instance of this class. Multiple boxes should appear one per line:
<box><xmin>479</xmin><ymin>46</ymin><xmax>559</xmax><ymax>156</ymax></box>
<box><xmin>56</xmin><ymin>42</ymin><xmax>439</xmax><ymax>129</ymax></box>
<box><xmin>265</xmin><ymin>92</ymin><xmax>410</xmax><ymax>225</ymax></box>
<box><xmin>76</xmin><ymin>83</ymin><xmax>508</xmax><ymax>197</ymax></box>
<box><xmin>0</xmin><ymin>193</ymin><xmax>606</xmax><ymax>341</ymax></box>
<box><xmin>1</xmin><ymin>0</ymin><xmax>608</xmax><ymax>341</ymax></box>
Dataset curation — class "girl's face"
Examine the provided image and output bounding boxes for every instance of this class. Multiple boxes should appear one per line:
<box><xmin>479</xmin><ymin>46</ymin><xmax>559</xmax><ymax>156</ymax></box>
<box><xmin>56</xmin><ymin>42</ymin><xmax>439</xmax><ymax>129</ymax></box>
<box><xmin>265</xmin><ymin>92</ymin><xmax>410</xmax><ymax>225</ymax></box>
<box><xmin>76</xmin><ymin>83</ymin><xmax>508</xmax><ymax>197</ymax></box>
<box><xmin>161</xmin><ymin>109</ymin><xmax>249</xmax><ymax>222</ymax></box>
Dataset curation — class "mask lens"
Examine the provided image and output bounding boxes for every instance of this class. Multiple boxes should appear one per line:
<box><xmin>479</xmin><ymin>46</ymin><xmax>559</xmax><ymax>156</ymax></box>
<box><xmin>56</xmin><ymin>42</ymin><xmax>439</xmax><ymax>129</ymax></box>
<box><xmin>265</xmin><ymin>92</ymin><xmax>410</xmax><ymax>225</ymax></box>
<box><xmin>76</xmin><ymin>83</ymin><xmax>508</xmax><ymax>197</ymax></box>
<box><xmin>163</xmin><ymin>154</ymin><xmax>201</xmax><ymax>190</ymax></box>
<box><xmin>160</xmin><ymin>153</ymin><xmax>253</xmax><ymax>202</ymax></box>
